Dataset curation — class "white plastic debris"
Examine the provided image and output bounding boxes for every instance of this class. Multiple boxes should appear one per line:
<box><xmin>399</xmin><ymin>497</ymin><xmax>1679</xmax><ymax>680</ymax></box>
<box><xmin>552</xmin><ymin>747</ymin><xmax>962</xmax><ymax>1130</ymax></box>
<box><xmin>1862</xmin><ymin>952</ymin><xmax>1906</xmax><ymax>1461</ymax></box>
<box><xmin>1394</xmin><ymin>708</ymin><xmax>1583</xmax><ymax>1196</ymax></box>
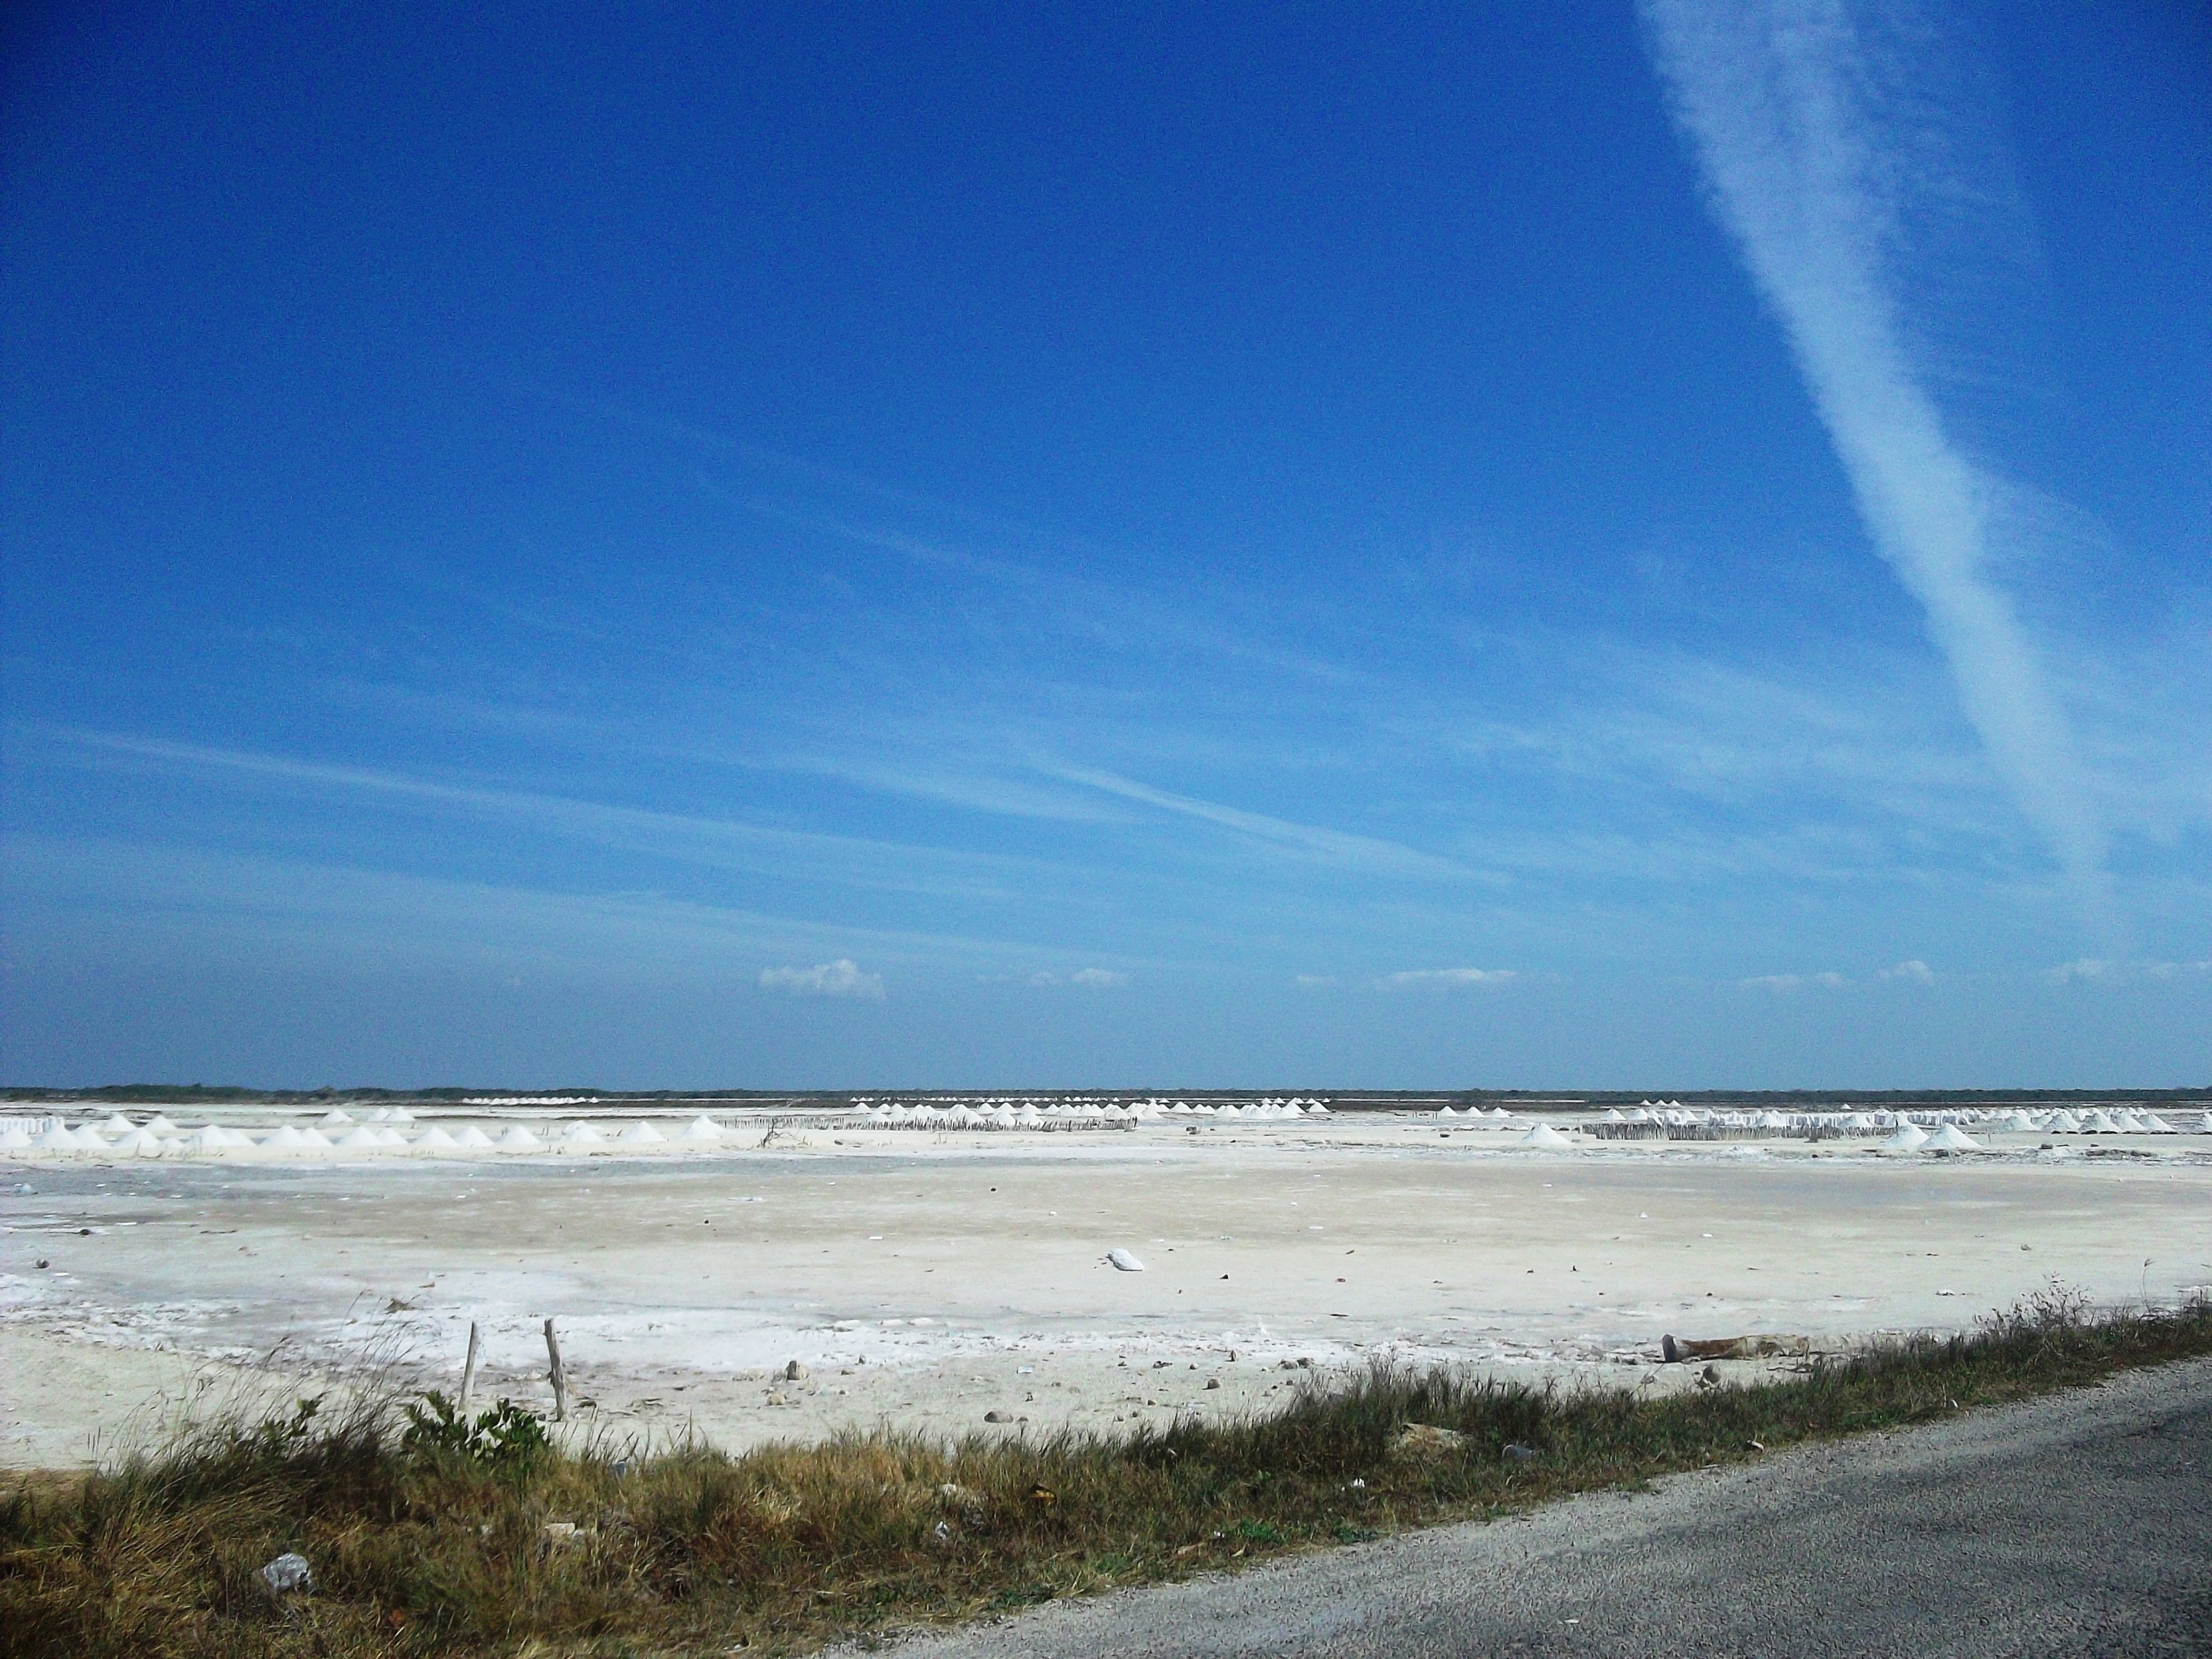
<box><xmin>257</xmin><ymin>1552</ymin><xmax>313</xmax><ymax>1596</ymax></box>
<box><xmin>1106</xmin><ymin>1247</ymin><xmax>1146</xmax><ymax>1272</ymax></box>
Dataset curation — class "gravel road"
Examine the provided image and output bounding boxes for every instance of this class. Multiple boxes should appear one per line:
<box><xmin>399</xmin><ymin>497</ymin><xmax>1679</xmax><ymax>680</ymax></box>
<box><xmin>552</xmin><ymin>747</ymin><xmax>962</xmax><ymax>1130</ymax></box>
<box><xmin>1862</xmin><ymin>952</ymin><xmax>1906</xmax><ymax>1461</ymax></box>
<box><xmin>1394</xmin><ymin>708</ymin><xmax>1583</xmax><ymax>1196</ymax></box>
<box><xmin>873</xmin><ymin>1356</ymin><xmax>2212</xmax><ymax>1657</ymax></box>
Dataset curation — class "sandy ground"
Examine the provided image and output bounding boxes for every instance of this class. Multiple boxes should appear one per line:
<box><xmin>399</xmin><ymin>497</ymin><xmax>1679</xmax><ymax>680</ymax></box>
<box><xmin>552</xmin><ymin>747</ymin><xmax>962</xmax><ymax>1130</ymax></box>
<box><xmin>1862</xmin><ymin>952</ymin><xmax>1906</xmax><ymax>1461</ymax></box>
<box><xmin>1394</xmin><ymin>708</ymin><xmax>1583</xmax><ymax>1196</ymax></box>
<box><xmin>5</xmin><ymin>1114</ymin><xmax>2210</xmax><ymax>1469</ymax></box>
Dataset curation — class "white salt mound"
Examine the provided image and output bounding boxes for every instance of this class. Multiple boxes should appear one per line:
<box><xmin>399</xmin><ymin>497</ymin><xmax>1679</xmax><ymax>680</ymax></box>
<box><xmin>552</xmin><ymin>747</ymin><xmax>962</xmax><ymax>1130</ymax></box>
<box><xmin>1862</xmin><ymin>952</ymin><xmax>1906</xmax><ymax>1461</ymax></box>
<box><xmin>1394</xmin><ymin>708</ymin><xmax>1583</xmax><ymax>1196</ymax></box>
<box><xmin>1881</xmin><ymin>1123</ymin><xmax>1930</xmax><ymax>1151</ymax></box>
<box><xmin>338</xmin><ymin>1126</ymin><xmax>384</xmax><ymax>1149</ymax></box>
<box><xmin>320</xmin><ymin>1110</ymin><xmax>353</xmax><ymax>1128</ymax></box>
<box><xmin>1925</xmin><ymin>1124</ymin><xmax>1982</xmax><ymax>1151</ymax></box>
<box><xmin>414</xmin><ymin>1126</ymin><xmax>458</xmax><ymax>1149</ymax></box>
<box><xmin>453</xmin><ymin>1125</ymin><xmax>495</xmax><ymax>1148</ymax></box>
<box><xmin>680</xmin><ymin>1116</ymin><xmax>724</xmax><ymax>1142</ymax></box>
<box><xmin>1518</xmin><ymin>1123</ymin><xmax>1574</xmax><ymax>1149</ymax></box>
<box><xmin>98</xmin><ymin>1114</ymin><xmax>137</xmax><ymax>1135</ymax></box>
<box><xmin>1106</xmin><ymin>1247</ymin><xmax>1145</xmax><ymax>1272</ymax></box>
<box><xmin>498</xmin><ymin>1125</ymin><xmax>541</xmax><ymax>1150</ymax></box>
<box><xmin>561</xmin><ymin>1122</ymin><xmax>604</xmax><ymax>1145</ymax></box>
<box><xmin>619</xmin><ymin>1121</ymin><xmax>666</xmax><ymax>1144</ymax></box>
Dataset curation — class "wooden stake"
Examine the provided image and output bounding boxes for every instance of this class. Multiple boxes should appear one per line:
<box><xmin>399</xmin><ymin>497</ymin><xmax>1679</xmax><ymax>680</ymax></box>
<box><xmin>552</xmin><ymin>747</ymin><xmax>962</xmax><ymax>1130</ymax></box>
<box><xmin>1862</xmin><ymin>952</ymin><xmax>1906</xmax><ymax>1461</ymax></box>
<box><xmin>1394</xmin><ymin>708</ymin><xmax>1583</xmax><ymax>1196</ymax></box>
<box><xmin>545</xmin><ymin>1317</ymin><xmax>568</xmax><ymax>1422</ymax></box>
<box><xmin>459</xmin><ymin>1321</ymin><xmax>480</xmax><ymax>1413</ymax></box>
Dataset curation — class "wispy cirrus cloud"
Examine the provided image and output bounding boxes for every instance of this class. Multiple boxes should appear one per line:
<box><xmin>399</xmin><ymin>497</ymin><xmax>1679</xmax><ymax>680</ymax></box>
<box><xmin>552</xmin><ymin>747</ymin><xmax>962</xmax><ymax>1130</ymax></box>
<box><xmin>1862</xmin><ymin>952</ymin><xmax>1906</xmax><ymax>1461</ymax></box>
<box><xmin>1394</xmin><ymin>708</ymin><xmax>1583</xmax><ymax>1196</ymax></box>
<box><xmin>1641</xmin><ymin>0</ymin><xmax>2108</xmax><ymax>919</ymax></box>
<box><xmin>1050</xmin><ymin>764</ymin><xmax>1495</xmax><ymax>885</ymax></box>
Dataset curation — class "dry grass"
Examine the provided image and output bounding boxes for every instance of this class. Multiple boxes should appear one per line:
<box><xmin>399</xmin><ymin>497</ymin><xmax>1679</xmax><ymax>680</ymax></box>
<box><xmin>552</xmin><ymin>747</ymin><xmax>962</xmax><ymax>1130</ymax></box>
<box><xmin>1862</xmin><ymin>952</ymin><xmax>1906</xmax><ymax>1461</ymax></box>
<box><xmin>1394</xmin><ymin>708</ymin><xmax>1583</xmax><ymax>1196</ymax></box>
<box><xmin>5</xmin><ymin>1286</ymin><xmax>2208</xmax><ymax>1657</ymax></box>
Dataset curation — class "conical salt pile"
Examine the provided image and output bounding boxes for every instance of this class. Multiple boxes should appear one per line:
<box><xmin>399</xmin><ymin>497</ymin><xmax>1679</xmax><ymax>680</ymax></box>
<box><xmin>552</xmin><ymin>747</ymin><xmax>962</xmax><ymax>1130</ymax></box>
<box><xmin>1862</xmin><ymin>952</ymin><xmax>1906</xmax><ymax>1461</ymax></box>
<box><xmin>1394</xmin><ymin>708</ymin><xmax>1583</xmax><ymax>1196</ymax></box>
<box><xmin>2001</xmin><ymin>1111</ymin><xmax>2039</xmax><ymax>1133</ymax></box>
<box><xmin>35</xmin><ymin>1122</ymin><xmax>86</xmax><ymax>1151</ymax></box>
<box><xmin>1438</xmin><ymin>1105</ymin><xmax>1459</xmax><ymax>1118</ymax></box>
<box><xmin>2082</xmin><ymin>1111</ymin><xmax>2121</xmax><ymax>1133</ymax></box>
<box><xmin>1881</xmin><ymin>1123</ymin><xmax>1929</xmax><ymax>1152</ymax></box>
<box><xmin>142</xmin><ymin>1114</ymin><xmax>180</xmax><ymax>1134</ymax></box>
<box><xmin>414</xmin><ymin>1126</ymin><xmax>458</xmax><ymax>1149</ymax></box>
<box><xmin>679</xmin><ymin>1116</ymin><xmax>724</xmax><ymax>1141</ymax></box>
<box><xmin>2140</xmin><ymin>1114</ymin><xmax>2174</xmax><ymax>1133</ymax></box>
<box><xmin>98</xmin><ymin>1113</ymin><xmax>137</xmax><ymax>1135</ymax></box>
<box><xmin>263</xmin><ymin>1124</ymin><xmax>306</xmax><ymax>1149</ymax></box>
<box><xmin>1601</xmin><ymin>1108</ymin><xmax>1626</xmax><ymax>1123</ymax></box>
<box><xmin>619</xmin><ymin>1121</ymin><xmax>665</xmax><ymax>1144</ymax></box>
<box><xmin>1518</xmin><ymin>1123</ymin><xmax>1574</xmax><ymax>1149</ymax></box>
<box><xmin>338</xmin><ymin>1125</ymin><xmax>384</xmax><ymax>1149</ymax></box>
<box><xmin>1925</xmin><ymin>1123</ymin><xmax>1981</xmax><ymax>1151</ymax></box>
<box><xmin>2045</xmin><ymin>1110</ymin><xmax>2081</xmax><ymax>1131</ymax></box>
<box><xmin>453</xmin><ymin>1125</ymin><xmax>495</xmax><ymax>1148</ymax></box>
<box><xmin>320</xmin><ymin>1109</ymin><xmax>353</xmax><ymax>1128</ymax></box>
<box><xmin>182</xmin><ymin>1126</ymin><xmax>233</xmax><ymax>1154</ymax></box>
<box><xmin>2111</xmin><ymin>1111</ymin><xmax>2147</xmax><ymax>1133</ymax></box>
<box><xmin>497</xmin><ymin>1125</ymin><xmax>541</xmax><ymax>1150</ymax></box>
<box><xmin>387</xmin><ymin>1107</ymin><xmax>416</xmax><ymax>1124</ymax></box>
<box><xmin>374</xmin><ymin>1127</ymin><xmax>409</xmax><ymax>1146</ymax></box>
<box><xmin>297</xmin><ymin>1128</ymin><xmax>333</xmax><ymax>1148</ymax></box>
<box><xmin>115</xmin><ymin>1128</ymin><xmax>167</xmax><ymax>1156</ymax></box>
<box><xmin>561</xmin><ymin>1122</ymin><xmax>604</xmax><ymax>1145</ymax></box>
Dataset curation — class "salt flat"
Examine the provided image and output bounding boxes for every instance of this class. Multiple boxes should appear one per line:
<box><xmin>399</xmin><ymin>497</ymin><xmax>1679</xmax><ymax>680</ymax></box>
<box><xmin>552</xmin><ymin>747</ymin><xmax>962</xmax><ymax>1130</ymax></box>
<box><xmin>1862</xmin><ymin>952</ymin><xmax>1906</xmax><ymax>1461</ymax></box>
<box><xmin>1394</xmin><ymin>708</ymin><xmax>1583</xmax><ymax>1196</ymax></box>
<box><xmin>5</xmin><ymin>1109</ymin><xmax>2210</xmax><ymax>1469</ymax></box>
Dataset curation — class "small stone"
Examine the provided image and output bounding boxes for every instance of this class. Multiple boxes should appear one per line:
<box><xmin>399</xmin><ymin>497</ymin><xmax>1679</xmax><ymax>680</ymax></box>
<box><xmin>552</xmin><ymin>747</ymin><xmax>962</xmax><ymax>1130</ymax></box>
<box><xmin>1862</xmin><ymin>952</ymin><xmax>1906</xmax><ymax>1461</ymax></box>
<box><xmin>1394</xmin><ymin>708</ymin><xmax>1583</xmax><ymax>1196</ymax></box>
<box><xmin>984</xmin><ymin>1409</ymin><xmax>1013</xmax><ymax>1423</ymax></box>
<box><xmin>1503</xmin><ymin>1442</ymin><xmax>1537</xmax><ymax>1464</ymax></box>
<box><xmin>1205</xmin><ymin>1377</ymin><xmax>1221</xmax><ymax>1389</ymax></box>
<box><xmin>783</xmin><ymin>1360</ymin><xmax>809</xmax><ymax>1381</ymax></box>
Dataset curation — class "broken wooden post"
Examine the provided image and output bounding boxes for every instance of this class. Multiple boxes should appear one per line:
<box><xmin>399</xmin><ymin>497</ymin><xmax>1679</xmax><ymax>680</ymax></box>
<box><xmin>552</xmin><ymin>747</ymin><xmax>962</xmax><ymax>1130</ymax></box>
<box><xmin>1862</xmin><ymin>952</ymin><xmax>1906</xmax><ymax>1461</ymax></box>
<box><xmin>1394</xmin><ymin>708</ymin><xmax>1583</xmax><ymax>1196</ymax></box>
<box><xmin>545</xmin><ymin>1317</ymin><xmax>568</xmax><ymax>1422</ymax></box>
<box><xmin>459</xmin><ymin>1320</ymin><xmax>481</xmax><ymax>1412</ymax></box>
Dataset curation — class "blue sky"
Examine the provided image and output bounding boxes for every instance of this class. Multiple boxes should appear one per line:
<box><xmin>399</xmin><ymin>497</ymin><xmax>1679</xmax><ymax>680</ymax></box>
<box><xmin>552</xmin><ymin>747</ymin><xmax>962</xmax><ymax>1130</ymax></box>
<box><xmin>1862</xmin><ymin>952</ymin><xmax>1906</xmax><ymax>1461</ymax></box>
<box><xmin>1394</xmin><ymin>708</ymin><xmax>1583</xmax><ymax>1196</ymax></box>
<box><xmin>3</xmin><ymin>2</ymin><xmax>2207</xmax><ymax>1088</ymax></box>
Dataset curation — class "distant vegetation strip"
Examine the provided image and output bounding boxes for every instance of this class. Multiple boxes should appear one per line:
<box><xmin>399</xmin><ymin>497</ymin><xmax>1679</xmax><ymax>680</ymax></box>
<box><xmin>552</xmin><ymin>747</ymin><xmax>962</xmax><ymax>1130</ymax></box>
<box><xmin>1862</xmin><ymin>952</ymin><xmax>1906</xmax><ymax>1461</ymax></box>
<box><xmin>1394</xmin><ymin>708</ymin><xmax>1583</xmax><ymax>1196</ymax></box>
<box><xmin>5</xmin><ymin>1289</ymin><xmax>2210</xmax><ymax>1657</ymax></box>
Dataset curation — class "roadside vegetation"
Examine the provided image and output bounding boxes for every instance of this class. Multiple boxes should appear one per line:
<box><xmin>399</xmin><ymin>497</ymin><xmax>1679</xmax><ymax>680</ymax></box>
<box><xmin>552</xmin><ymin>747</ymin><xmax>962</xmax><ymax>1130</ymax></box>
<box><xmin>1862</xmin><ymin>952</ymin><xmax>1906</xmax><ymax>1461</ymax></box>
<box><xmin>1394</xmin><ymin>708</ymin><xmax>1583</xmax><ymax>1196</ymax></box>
<box><xmin>5</xmin><ymin>1286</ymin><xmax>2209</xmax><ymax>1658</ymax></box>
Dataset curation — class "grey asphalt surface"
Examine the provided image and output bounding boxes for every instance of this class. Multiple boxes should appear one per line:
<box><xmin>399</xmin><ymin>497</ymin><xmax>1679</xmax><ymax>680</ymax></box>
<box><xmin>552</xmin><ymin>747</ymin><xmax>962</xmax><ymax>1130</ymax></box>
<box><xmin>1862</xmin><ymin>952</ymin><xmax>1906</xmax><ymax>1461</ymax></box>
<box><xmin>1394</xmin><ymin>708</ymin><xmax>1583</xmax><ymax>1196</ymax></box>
<box><xmin>870</xmin><ymin>1356</ymin><xmax>2212</xmax><ymax>1658</ymax></box>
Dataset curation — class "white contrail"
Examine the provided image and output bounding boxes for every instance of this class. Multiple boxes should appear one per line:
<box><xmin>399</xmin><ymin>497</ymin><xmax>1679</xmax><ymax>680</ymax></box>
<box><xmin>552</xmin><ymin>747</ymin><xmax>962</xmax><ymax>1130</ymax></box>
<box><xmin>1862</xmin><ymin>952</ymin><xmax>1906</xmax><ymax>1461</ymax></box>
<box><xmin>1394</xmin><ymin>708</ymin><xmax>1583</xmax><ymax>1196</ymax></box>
<box><xmin>1639</xmin><ymin>0</ymin><xmax>2106</xmax><ymax>906</ymax></box>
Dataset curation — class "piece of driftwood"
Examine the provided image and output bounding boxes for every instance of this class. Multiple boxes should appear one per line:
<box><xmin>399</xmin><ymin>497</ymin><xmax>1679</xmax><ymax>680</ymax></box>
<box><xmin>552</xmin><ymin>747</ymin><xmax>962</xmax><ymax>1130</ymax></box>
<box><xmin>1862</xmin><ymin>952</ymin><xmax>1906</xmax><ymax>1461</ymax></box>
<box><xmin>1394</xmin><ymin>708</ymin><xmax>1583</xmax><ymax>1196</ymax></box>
<box><xmin>545</xmin><ymin>1317</ymin><xmax>568</xmax><ymax>1421</ymax></box>
<box><xmin>1662</xmin><ymin>1333</ymin><xmax>1812</xmax><ymax>1363</ymax></box>
<box><xmin>459</xmin><ymin>1320</ymin><xmax>481</xmax><ymax>1412</ymax></box>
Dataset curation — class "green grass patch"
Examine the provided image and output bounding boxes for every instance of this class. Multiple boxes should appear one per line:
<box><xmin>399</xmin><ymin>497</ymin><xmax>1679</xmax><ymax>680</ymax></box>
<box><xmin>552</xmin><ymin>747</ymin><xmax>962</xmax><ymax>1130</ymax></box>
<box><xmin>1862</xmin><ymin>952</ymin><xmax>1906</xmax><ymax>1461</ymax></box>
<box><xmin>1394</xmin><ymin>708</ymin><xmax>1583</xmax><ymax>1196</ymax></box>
<box><xmin>5</xmin><ymin>1286</ymin><xmax>2208</xmax><ymax>1657</ymax></box>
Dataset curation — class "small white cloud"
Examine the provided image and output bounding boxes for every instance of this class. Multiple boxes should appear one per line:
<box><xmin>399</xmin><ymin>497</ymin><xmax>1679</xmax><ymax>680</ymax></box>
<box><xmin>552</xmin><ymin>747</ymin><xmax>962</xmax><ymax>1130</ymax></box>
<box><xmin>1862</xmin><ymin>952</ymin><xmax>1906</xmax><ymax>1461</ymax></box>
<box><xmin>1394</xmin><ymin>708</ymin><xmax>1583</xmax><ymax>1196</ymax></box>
<box><xmin>1376</xmin><ymin>968</ymin><xmax>1517</xmax><ymax>991</ymax></box>
<box><xmin>759</xmin><ymin>959</ymin><xmax>884</xmax><ymax>999</ymax></box>
<box><xmin>1879</xmin><ymin>960</ymin><xmax>1935</xmax><ymax>985</ymax></box>
<box><xmin>1740</xmin><ymin>972</ymin><xmax>1846</xmax><ymax>992</ymax></box>
<box><xmin>2045</xmin><ymin>959</ymin><xmax>2110</xmax><ymax>984</ymax></box>
<box><xmin>1025</xmin><ymin>968</ymin><xmax>1128</xmax><ymax>988</ymax></box>
<box><xmin>2144</xmin><ymin>959</ymin><xmax>2212</xmax><ymax>980</ymax></box>
<box><xmin>1293</xmin><ymin>974</ymin><xmax>1338</xmax><ymax>988</ymax></box>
